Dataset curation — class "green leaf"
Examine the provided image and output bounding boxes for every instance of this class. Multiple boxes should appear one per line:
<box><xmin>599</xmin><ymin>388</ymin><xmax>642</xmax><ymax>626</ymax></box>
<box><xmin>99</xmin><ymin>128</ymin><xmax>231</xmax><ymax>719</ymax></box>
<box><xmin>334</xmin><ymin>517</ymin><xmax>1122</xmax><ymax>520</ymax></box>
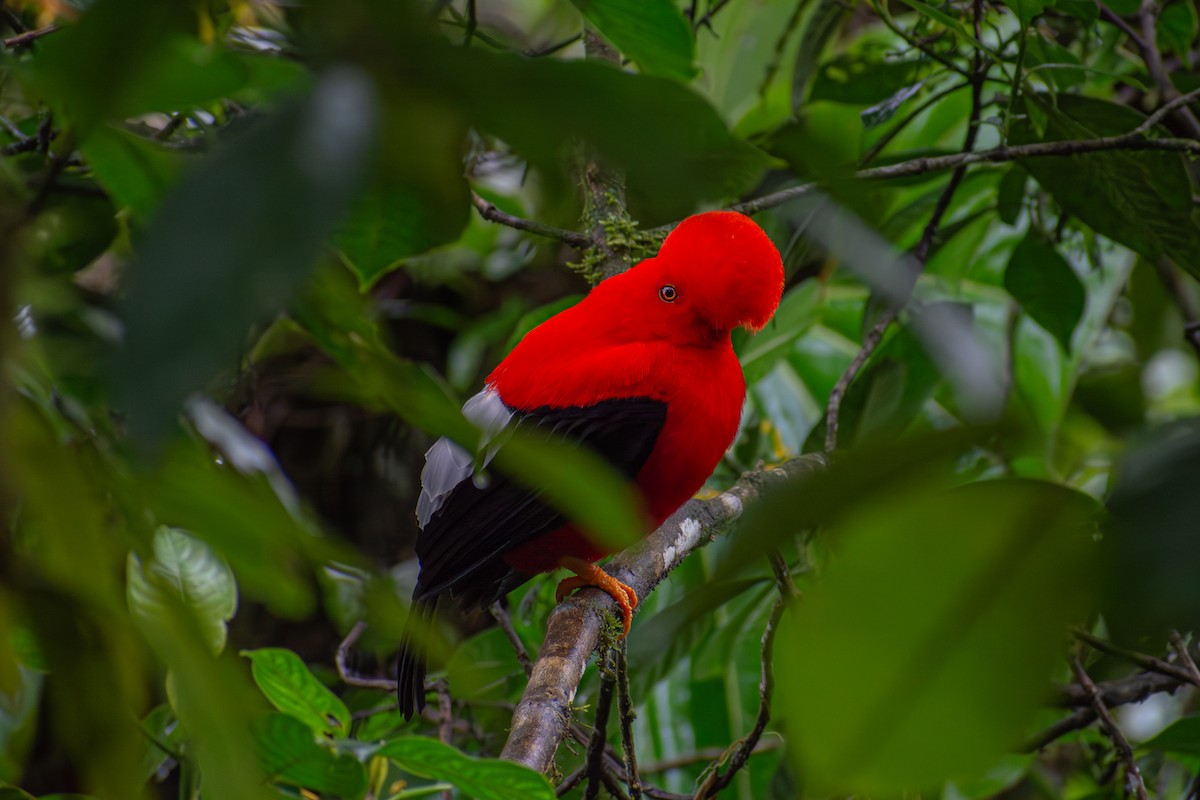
<box><xmin>1013</xmin><ymin>94</ymin><xmax>1200</xmax><ymax>280</ymax></box>
<box><xmin>1143</xmin><ymin>715</ymin><xmax>1200</xmax><ymax>757</ymax></box>
<box><xmin>78</xmin><ymin>127</ymin><xmax>182</xmax><ymax>222</ymax></box>
<box><xmin>0</xmin><ymin>666</ymin><xmax>42</xmax><ymax>785</ymax></box>
<box><xmin>335</xmin><ymin>176</ymin><xmax>469</xmax><ymax>288</ymax></box>
<box><xmin>1103</xmin><ymin>419</ymin><xmax>1200</xmax><ymax>642</ymax></box>
<box><xmin>127</xmin><ymin>526</ymin><xmax>237</xmax><ymax>655</ymax></box>
<box><xmin>809</xmin><ymin>57</ymin><xmax>925</xmax><ymax>106</ymax></box>
<box><xmin>777</xmin><ymin>479</ymin><xmax>1098</xmax><ymax>794</ymax></box>
<box><xmin>1000</xmin><ymin>0</ymin><xmax>1055</xmax><ymax>25</ymax></box>
<box><xmin>379</xmin><ymin>737</ymin><xmax>555</xmax><ymax>800</ymax></box>
<box><xmin>106</xmin><ymin>67</ymin><xmax>378</xmax><ymax>450</ymax></box>
<box><xmin>242</xmin><ymin>648</ymin><xmax>351</xmax><ymax>737</ymax></box>
<box><xmin>21</xmin><ymin>192</ymin><xmax>117</xmax><ymax>275</ymax></box>
<box><xmin>1003</xmin><ymin>231</ymin><xmax>1085</xmax><ymax>352</ymax></box>
<box><xmin>996</xmin><ymin>167</ymin><xmax>1027</xmax><ymax>225</ymax></box>
<box><xmin>569</xmin><ymin>0</ymin><xmax>696</xmax><ymax>80</ymax></box>
<box><xmin>740</xmin><ymin>280</ymin><xmax>822</xmax><ymax>384</ymax></box>
<box><xmin>24</xmin><ymin>0</ymin><xmax>191</xmax><ymax>131</ymax></box>
<box><xmin>1159</xmin><ymin>1</ymin><xmax>1199</xmax><ymax>60</ymax></box>
<box><xmin>254</xmin><ymin>713</ymin><xmax>367</xmax><ymax>797</ymax></box>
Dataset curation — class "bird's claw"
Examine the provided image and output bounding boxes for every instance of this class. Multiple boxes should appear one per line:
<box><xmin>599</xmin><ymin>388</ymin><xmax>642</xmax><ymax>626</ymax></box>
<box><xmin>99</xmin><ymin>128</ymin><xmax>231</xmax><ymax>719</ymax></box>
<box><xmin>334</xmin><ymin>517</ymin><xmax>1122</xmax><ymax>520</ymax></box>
<box><xmin>554</xmin><ymin>557</ymin><xmax>639</xmax><ymax>636</ymax></box>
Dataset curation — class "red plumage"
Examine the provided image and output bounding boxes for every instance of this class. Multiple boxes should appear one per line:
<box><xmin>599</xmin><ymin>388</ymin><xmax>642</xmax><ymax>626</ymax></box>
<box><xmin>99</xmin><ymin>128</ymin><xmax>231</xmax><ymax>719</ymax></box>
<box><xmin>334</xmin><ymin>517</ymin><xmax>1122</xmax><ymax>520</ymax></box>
<box><xmin>398</xmin><ymin>211</ymin><xmax>784</xmax><ymax>718</ymax></box>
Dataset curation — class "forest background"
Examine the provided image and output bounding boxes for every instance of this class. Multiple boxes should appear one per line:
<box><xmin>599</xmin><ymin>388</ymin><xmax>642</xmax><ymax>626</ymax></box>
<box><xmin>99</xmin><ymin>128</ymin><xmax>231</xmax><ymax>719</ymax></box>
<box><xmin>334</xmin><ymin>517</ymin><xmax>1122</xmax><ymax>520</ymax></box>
<box><xmin>3</xmin><ymin>0</ymin><xmax>1200</xmax><ymax>798</ymax></box>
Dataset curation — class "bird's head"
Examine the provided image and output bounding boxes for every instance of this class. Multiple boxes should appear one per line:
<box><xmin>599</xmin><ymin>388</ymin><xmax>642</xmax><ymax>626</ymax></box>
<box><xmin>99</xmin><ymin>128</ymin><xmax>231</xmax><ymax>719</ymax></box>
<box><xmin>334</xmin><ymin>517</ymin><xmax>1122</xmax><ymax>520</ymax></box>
<box><xmin>623</xmin><ymin>211</ymin><xmax>784</xmax><ymax>340</ymax></box>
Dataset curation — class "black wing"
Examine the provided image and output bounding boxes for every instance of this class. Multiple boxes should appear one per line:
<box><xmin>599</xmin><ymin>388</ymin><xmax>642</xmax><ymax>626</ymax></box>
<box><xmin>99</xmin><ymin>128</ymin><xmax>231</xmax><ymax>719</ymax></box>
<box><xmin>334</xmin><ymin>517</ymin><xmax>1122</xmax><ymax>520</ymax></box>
<box><xmin>413</xmin><ymin>396</ymin><xmax>668</xmax><ymax>606</ymax></box>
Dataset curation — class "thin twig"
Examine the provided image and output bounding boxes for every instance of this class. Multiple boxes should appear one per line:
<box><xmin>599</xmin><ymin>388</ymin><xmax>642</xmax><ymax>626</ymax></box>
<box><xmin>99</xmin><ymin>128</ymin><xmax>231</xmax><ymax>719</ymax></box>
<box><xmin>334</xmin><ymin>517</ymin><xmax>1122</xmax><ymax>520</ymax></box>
<box><xmin>1074</xmin><ymin>629</ymin><xmax>1196</xmax><ymax>685</ymax></box>
<box><xmin>824</xmin><ymin>0</ymin><xmax>988</xmax><ymax>454</ymax></box>
<box><xmin>525</xmin><ymin>33</ymin><xmax>581</xmax><ymax>57</ymax></box>
<box><xmin>491</xmin><ymin>602</ymin><xmax>534</xmax><ymax>676</ymax></box>
<box><xmin>1137</xmin><ymin>0</ymin><xmax>1200</xmax><ymax>137</ymax></box>
<box><xmin>693</xmin><ymin>592</ymin><xmax>788</xmax><ymax>799</ymax></box>
<box><xmin>1072</xmin><ymin>657</ymin><xmax>1150</xmax><ymax>800</ymax></box>
<box><xmin>336</xmin><ymin>621</ymin><xmax>400</xmax><ymax>691</ymax></box>
<box><xmin>693</xmin><ymin>0</ymin><xmax>733</xmax><ymax>32</ymax></box>
<box><xmin>436</xmin><ymin>678</ymin><xmax>454</xmax><ymax>800</ymax></box>
<box><xmin>584</xmin><ymin>648</ymin><xmax>617</xmax><ymax>800</ymax></box>
<box><xmin>1</xmin><ymin>24</ymin><xmax>58</xmax><ymax>50</ymax></box>
<box><xmin>470</xmin><ymin>191</ymin><xmax>591</xmax><ymax>248</ymax></box>
<box><xmin>615</xmin><ymin>641</ymin><xmax>642</xmax><ymax>800</ymax></box>
<box><xmin>1170</xmin><ymin>631</ymin><xmax>1200</xmax><ymax>688</ymax></box>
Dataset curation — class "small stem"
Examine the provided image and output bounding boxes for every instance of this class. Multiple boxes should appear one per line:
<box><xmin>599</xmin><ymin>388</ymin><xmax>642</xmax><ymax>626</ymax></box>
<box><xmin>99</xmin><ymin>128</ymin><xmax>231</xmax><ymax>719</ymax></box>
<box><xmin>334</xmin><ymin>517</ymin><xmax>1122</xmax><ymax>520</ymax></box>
<box><xmin>1072</xmin><ymin>657</ymin><xmax>1149</xmax><ymax>800</ymax></box>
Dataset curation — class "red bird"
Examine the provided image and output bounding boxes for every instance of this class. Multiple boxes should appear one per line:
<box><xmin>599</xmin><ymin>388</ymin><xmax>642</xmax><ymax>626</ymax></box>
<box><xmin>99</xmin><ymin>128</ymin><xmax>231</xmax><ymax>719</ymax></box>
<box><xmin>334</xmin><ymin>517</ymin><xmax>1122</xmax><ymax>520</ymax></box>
<box><xmin>397</xmin><ymin>211</ymin><xmax>784</xmax><ymax>718</ymax></box>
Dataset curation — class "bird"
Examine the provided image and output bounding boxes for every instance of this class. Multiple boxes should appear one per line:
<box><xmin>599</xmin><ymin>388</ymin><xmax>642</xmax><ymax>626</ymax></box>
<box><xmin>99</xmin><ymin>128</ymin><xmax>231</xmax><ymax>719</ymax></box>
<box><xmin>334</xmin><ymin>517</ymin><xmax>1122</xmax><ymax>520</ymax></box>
<box><xmin>397</xmin><ymin>210</ymin><xmax>784</xmax><ymax>719</ymax></box>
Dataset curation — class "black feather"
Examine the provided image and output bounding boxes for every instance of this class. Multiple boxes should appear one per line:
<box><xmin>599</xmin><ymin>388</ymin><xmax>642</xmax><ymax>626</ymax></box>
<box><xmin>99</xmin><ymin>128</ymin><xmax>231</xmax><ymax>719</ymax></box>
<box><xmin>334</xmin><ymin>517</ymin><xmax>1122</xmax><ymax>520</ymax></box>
<box><xmin>397</xmin><ymin>396</ymin><xmax>666</xmax><ymax>719</ymax></box>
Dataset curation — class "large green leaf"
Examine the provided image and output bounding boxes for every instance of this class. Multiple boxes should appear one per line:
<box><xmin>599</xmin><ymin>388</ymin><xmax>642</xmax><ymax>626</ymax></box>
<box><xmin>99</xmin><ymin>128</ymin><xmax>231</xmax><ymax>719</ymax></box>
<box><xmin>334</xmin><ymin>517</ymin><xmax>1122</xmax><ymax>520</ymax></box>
<box><xmin>1143</xmin><ymin>715</ymin><xmax>1200</xmax><ymax>757</ymax></box>
<box><xmin>127</xmin><ymin>526</ymin><xmax>237</xmax><ymax>655</ymax></box>
<box><xmin>1000</xmin><ymin>0</ymin><xmax>1054</xmax><ymax>25</ymax></box>
<box><xmin>77</xmin><ymin>127</ymin><xmax>182</xmax><ymax>222</ymax></box>
<box><xmin>777</xmin><ymin>479</ymin><xmax>1098</xmax><ymax>794</ymax></box>
<box><xmin>254</xmin><ymin>713</ymin><xmax>367</xmax><ymax>797</ymax></box>
<box><xmin>1103</xmin><ymin>419</ymin><xmax>1200</xmax><ymax>642</ymax></box>
<box><xmin>319</xmin><ymin>4</ymin><xmax>769</xmax><ymax>223</ymax></box>
<box><xmin>379</xmin><ymin>737</ymin><xmax>555</xmax><ymax>800</ymax></box>
<box><xmin>242</xmin><ymin>648</ymin><xmax>351</xmax><ymax>737</ymax></box>
<box><xmin>334</xmin><ymin>176</ymin><xmax>469</xmax><ymax>288</ymax></box>
<box><xmin>569</xmin><ymin>0</ymin><xmax>696</xmax><ymax>80</ymax></box>
<box><xmin>1004</xmin><ymin>230</ymin><xmax>1085</xmax><ymax>352</ymax></box>
<box><xmin>106</xmin><ymin>67</ymin><xmax>378</xmax><ymax>450</ymax></box>
<box><xmin>24</xmin><ymin>0</ymin><xmax>190</xmax><ymax>131</ymax></box>
<box><xmin>1013</xmin><ymin>94</ymin><xmax>1200</xmax><ymax>279</ymax></box>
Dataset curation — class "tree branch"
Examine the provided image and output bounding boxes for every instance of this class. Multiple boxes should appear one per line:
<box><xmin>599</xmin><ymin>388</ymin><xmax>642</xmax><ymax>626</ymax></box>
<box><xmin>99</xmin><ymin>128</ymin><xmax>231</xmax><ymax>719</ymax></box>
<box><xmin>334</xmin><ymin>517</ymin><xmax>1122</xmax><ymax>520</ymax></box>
<box><xmin>500</xmin><ymin>454</ymin><xmax>826</xmax><ymax>773</ymax></box>
<box><xmin>734</xmin><ymin>131</ymin><xmax>1200</xmax><ymax>218</ymax></box>
<box><xmin>1072</xmin><ymin>657</ymin><xmax>1150</xmax><ymax>800</ymax></box>
<box><xmin>470</xmin><ymin>191</ymin><xmax>591</xmax><ymax>248</ymax></box>
<box><xmin>1</xmin><ymin>24</ymin><xmax>58</xmax><ymax>50</ymax></box>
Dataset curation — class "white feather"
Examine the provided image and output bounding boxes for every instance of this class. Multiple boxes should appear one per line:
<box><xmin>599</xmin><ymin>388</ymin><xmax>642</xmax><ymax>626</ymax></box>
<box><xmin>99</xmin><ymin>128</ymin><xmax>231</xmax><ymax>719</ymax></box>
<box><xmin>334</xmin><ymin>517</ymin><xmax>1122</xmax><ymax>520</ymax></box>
<box><xmin>415</xmin><ymin>387</ymin><xmax>514</xmax><ymax>528</ymax></box>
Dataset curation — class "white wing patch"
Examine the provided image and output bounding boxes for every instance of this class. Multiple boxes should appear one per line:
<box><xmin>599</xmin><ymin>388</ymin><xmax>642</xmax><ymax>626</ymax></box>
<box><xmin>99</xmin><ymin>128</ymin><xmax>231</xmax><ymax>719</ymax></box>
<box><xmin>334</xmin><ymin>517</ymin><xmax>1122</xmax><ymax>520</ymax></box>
<box><xmin>415</xmin><ymin>386</ymin><xmax>515</xmax><ymax>528</ymax></box>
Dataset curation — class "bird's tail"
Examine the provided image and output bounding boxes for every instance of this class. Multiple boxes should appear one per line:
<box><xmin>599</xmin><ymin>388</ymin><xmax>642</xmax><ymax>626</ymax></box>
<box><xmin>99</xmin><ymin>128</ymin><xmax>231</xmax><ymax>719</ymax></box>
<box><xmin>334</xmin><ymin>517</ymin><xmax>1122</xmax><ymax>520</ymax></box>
<box><xmin>397</xmin><ymin>595</ymin><xmax>436</xmax><ymax>720</ymax></box>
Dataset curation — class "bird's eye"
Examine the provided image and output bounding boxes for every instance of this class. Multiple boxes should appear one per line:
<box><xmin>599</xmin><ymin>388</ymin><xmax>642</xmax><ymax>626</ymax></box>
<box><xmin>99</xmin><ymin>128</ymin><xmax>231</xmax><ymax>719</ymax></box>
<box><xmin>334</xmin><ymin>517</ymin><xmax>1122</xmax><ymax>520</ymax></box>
<box><xmin>659</xmin><ymin>284</ymin><xmax>678</xmax><ymax>303</ymax></box>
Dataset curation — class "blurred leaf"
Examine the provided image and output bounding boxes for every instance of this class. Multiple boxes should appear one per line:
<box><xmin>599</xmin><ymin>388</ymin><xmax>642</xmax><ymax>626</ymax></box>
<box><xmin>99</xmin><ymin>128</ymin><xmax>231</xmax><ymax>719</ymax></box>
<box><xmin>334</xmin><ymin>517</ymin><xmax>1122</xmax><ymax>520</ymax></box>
<box><xmin>1000</xmin><ymin>0</ymin><xmax>1054</xmax><ymax>25</ymax></box>
<box><xmin>1103</xmin><ymin>419</ymin><xmax>1200</xmax><ymax>642</ymax></box>
<box><xmin>861</xmin><ymin>80</ymin><xmax>926</xmax><ymax>128</ymax></box>
<box><xmin>242</xmin><ymin>648</ymin><xmax>350</xmax><ymax>737</ymax></box>
<box><xmin>996</xmin><ymin>167</ymin><xmax>1026</xmax><ymax>225</ymax></box>
<box><xmin>134</xmin><ymin>439</ymin><xmax>324</xmax><ymax>618</ymax></box>
<box><xmin>127</xmin><ymin>526</ymin><xmax>237</xmax><ymax>655</ymax></box>
<box><xmin>0</xmin><ymin>666</ymin><xmax>41</xmax><ymax>784</ymax></box>
<box><xmin>255</xmin><ymin>713</ymin><xmax>367</xmax><ymax>797</ymax></box>
<box><xmin>322</xmin><ymin>9</ymin><xmax>769</xmax><ymax>223</ymax></box>
<box><xmin>136</xmin><ymin>704</ymin><xmax>181</xmax><ymax>784</ymax></box>
<box><xmin>22</xmin><ymin>193</ymin><xmax>117</xmax><ymax>274</ymax></box>
<box><xmin>1159</xmin><ymin>1</ymin><xmax>1198</xmax><ymax>60</ymax></box>
<box><xmin>295</xmin><ymin>268</ymin><xmax>646</xmax><ymax>552</ymax></box>
<box><xmin>1143</xmin><ymin>715</ymin><xmax>1200</xmax><ymax>756</ymax></box>
<box><xmin>335</xmin><ymin>177</ymin><xmax>469</xmax><ymax>288</ymax></box>
<box><xmin>379</xmin><ymin>737</ymin><xmax>555</xmax><ymax>800</ymax></box>
<box><xmin>778</xmin><ymin>479</ymin><xmax>1098</xmax><ymax>794</ymax></box>
<box><xmin>741</xmin><ymin>280</ymin><xmax>822</xmax><ymax>384</ymax></box>
<box><xmin>569</xmin><ymin>0</ymin><xmax>696</xmax><ymax>80</ymax></box>
<box><xmin>25</xmin><ymin>0</ymin><xmax>191</xmax><ymax>131</ymax></box>
<box><xmin>809</xmin><ymin>57</ymin><xmax>924</xmax><ymax>106</ymax></box>
<box><xmin>1013</xmin><ymin>94</ymin><xmax>1200</xmax><ymax>279</ymax></box>
<box><xmin>792</xmin><ymin>0</ymin><xmax>852</xmax><ymax>109</ymax></box>
<box><xmin>627</xmin><ymin>579</ymin><xmax>765</xmax><ymax>696</ymax></box>
<box><xmin>108</xmin><ymin>67</ymin><xmax>378</xmax><ymax>450</ymax></box>
<box><xmin>78</xmin><ymin>127</ymin><xmax>182</xmax><ymax>222</ymax></box>
<box><xmin>1004</xmin><ymin>231</ymin><xmax>1085</xmax><ymax>352</ymax></box>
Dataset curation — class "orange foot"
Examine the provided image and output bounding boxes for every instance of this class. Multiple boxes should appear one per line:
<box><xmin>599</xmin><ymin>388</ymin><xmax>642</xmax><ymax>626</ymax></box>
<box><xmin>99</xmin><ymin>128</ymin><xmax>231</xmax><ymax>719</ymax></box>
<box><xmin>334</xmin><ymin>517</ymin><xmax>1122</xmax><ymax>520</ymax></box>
<box><xmin>554</xmin><ymin>556</ymin><xmax>639</xmax><ymax>636</ymax></box>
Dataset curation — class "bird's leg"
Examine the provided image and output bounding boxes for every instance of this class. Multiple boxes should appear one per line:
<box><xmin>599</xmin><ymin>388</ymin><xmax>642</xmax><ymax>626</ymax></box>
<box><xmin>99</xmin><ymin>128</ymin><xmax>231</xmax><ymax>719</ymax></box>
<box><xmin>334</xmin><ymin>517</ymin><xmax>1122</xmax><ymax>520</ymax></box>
<box><xmin>554</xmin><ymin>556</ymin><xmax>638</xmax><ymax>636</ymax></box>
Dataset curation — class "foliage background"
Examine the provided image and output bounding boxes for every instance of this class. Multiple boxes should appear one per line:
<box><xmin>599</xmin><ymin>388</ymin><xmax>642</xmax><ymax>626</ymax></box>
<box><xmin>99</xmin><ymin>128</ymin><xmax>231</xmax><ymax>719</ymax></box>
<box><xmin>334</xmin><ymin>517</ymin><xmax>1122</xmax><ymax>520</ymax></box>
<box><xmin>3</xmin><ymin>0</ymin><xmax>1200</xmax><ymax>798</ymax></box>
